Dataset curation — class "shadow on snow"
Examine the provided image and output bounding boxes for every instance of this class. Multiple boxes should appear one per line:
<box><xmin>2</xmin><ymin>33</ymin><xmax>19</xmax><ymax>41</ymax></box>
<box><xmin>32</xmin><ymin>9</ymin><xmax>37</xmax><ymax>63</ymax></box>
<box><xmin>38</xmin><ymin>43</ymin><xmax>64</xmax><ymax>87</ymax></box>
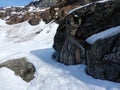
<box><xmin>31</xmin><ymin>48</ymin><xmax>120</xmax><ymax>89</ymax></box>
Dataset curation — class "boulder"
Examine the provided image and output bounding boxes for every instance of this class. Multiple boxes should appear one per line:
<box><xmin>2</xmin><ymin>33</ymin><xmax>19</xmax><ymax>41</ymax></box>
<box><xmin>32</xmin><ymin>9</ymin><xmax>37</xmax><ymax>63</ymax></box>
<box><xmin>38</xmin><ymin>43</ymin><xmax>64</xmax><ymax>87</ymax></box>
<box><xmin>86</xmin><ymin>33</ymin><xmax>120</xmax><ymax>82</ymax></box>
<box><xmin>28</xmin><ymin>17</ymin><xmax>40</xmax><ymax>25</ymax></box>
<box><xmin>0</xmin><ymin>57</ymin><xmax>35</xmax><ymax>82</ymax></box>
<box><xmin>53</xmin><ymin>0</ymin><xmax>120</xmax><ymax>82</ymax></box>
<box><xmin>67</xmin><ymin>0</ymin><xmax>120</xmax><ymax>40</ymax></box>
<box><xmin>53</xmin><ymin>20</ymin><xmax>66</xmax><ymax>53</ymax></box>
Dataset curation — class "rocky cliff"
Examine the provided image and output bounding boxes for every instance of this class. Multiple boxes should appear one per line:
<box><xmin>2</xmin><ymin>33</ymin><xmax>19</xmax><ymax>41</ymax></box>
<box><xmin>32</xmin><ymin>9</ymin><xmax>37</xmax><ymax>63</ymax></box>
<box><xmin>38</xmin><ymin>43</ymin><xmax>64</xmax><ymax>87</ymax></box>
<box><xmin>53</xmin><ymin>0</ymin><xmax>120</xmax><ymax>82</ymax></box>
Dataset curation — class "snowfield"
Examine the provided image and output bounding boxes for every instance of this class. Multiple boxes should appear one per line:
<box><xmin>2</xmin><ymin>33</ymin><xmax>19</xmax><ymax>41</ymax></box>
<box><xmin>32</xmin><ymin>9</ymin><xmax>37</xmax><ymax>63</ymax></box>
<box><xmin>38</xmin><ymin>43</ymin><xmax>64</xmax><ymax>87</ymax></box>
<box><xmin>0</xmin><ymin>19</ymin><xmax>120</xmax><ymax>90</ymax></box>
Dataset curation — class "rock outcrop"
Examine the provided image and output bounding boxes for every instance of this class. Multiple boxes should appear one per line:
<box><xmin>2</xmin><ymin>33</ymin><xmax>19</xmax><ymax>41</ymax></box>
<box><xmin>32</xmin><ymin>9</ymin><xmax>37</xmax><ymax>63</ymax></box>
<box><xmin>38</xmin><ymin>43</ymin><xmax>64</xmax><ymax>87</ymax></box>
<box><xmin>86</xmin><ymin>33</ymin><xmax>120</xmax><ymax>82</ymax></box>
<box><xmin>0</xmin><ymin>57</ymin><xmax>35</xmax><ymax>82</ymax></box>
<box><xmin>53</xmin><ymin>0</ymin><xmax>120</xmax><ymax>82</ymax></box>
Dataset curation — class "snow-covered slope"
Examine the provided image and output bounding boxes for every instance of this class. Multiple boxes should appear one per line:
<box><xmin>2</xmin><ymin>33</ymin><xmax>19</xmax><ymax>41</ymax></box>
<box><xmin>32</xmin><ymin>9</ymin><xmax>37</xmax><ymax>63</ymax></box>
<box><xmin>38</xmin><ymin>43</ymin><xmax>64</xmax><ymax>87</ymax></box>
<box><xmin>0</xmin><ymin>19</ymin><xmax>58</xmax><ymax>59</ymax></box>
<box><xmin>0</xmin><ymin>19</ymin><xmax>120</xmax><ymax>90</ymax></box>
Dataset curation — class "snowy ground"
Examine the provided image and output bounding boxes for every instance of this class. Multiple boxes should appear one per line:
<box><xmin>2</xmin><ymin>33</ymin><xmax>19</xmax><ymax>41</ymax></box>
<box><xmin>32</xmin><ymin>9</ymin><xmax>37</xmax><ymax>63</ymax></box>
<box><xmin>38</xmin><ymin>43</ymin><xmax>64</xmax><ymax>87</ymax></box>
<box><xmin>0</xmin><ymin>19</ymin><xmax>120</xmax><ymax>90</ymax></box>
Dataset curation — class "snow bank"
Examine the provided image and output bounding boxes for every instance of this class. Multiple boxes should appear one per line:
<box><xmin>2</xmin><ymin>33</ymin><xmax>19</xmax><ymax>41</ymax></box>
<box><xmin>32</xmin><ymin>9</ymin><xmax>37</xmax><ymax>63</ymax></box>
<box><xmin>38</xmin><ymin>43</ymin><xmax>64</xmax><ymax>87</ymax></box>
<box><xmin>0</xmin><ymin>19</ymin><xmax>7</xmax><ymax>26</ymax></box>
<box><xmin>28</xmin><ymin>6</ymin><xmax>49</xmax><ymax>12</ymax></box>
<box><xmin>0</xmin><ymin>67</ymin><xmax>28</xmax><ymax>90</ymax></box>
<box><xmin>86</xmin><ymin>26</ymin><xmax>120</xmax><ymax>44</ymax></box>
<box><xmin>0</xmin><ymin>19</ymin><xmax>58</xmax><ymax>59</ymax></box>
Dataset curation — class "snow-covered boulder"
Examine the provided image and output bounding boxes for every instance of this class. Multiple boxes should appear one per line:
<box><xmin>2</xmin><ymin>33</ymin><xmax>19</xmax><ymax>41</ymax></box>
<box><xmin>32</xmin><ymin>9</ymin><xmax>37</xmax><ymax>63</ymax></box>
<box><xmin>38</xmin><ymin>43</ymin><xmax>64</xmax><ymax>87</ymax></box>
<box><xmin>0</xmin><ymin>57</ymin><xmax>35</xmax><ymax>82</ymax></box>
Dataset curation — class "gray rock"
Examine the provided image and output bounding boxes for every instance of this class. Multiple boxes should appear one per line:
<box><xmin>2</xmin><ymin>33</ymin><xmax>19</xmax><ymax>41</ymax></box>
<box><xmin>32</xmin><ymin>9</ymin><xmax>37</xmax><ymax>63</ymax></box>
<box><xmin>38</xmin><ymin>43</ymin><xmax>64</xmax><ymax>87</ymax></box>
<box><xmin>53</xmin><ymin>0</ymin><xmax>120</xmax><ymax>82</ymax></box>
<box><xmin>28</xmin><ymin>17</ymin><xmax>40</xmax><ymax>26</ymax></box>
<box><xmin>86</xmin><ymin>33</ymin><xmax>120</xmax><ymax>82</ymax></box>
<box><xmin>0</xmin><ymin>57</ymin><xmax>35</xmax><ymax>82</ymax></box>
<box><xmin>60</xmin><ymin>36</ymin><xmax>85</xmax><ymax>65</ymax></box>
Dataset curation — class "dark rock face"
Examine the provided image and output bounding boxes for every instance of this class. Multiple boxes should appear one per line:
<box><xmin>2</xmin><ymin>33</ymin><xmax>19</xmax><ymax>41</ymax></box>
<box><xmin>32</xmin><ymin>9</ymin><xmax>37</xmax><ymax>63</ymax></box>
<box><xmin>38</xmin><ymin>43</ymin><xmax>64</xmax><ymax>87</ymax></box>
<box><xmin>60</xmin><ymin>36</ymin><xmax>85</xmax><ymax>65</ymax></box>
<box><xmin>68</xmin><ymin>0</ymin><xmax>120</xmax><ymax>40</ymax></box>
<box><xmin>86</xmin><ymin>33</ymin><xmax>120</xmax><ymax>82</ymax></box>
<box><xmin>0</xmin><ymin>57</ymin><xmax>35</xmax><ymax>82</ymax></box>
<box><xmin>53</xmin><ymin>0</ymin><xmax>120</xmax><ymax>82</ymax></box>
<box><xmin>53</xmin><ymin>20</ymin><xmax>66</xmax><ymax>53</ymax></box>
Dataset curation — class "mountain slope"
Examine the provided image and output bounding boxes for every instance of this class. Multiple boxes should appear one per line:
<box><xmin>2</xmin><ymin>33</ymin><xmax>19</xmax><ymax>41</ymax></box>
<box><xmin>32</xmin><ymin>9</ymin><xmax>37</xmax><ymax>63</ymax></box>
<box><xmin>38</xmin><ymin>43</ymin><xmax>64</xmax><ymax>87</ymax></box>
<box><xmin>0</xmin><ymin>18</ymin><xmax>120</xmax><ymax>90</ymax></box>
<box><xmin>0</xmin><ymin>0</ymin><xmax>120</xmax><ymax>90</ymax></box>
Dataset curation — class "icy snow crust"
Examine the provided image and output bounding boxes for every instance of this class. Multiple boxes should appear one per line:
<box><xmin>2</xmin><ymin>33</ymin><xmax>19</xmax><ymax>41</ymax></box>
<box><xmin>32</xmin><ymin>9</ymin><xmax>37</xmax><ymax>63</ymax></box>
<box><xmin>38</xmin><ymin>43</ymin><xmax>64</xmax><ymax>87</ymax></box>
<box><xmin>0</xmin><ymin>18</ymin><xmax>120</xmax><ymax>90</ymax></box>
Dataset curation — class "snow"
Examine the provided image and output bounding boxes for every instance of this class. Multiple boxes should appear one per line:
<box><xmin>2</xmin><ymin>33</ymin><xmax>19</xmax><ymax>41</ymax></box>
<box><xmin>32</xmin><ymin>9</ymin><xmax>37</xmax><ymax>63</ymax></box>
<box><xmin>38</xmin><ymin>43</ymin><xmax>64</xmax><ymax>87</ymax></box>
<box><xmin>0</xmin><ymin>19</ymin><xmax>7</xmax><ymax>26</ymax></box>
<box><xmin>4</xmin><ymin>6</ymin><xmax>25</xmax><ymax>9</ymax></box>
<box><xmin>0</xmin><ymin>10</ymin><xmax>5</xmax><ymax>13</ymax></box>
<box><xmin>86</xmin><ymin>26</ymin><xmax>120</xmax><ymax>44</ymax></box>
<box><xmin>28</xmin><ymin>6</ymin><xmax>49</xmax><ymax>12</ymax></box>
<box><xmin>0</xmin><ymin>67</ymin><xmax>28</xmax><ymax>90</ymax></box>
<box><xmin>0</xmin><ymin>19</ymin><xmax>120</xmax><ymax>90</ymax></box>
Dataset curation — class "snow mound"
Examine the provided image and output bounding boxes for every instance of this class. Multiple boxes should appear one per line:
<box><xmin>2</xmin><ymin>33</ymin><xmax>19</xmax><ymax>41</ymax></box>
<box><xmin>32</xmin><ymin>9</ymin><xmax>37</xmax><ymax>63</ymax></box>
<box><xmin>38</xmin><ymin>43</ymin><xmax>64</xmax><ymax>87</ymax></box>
<box><xmin>0</xmin><ymin>67</ymin><xmax>28</xmax><ymax>90</ymax></box>
<box><xmin>0</xmin><ymin>19</ymin><xmax>7</xmax><ymax>26</ymax></box>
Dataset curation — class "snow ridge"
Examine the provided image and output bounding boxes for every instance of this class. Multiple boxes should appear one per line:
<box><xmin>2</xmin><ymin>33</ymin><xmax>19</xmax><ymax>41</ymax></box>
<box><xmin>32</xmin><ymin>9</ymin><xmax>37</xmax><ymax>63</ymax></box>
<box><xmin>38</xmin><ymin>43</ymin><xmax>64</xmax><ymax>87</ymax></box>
<box><xmin>86</xmin><ymin>26</ymin><xmax>120</xmax><ymax>44</ymax></box>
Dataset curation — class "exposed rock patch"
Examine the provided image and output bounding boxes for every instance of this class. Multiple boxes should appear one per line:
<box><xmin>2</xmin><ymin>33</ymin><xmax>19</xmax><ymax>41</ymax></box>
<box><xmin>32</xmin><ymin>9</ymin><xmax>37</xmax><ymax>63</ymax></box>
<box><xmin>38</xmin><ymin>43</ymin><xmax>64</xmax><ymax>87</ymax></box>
<box><xmin>28</xmin><ymin>17</ymin><xmax>40</xmax><ymax>25</ymax></box>
<box><xmin>0</xmin><ymin>57</ymin><xmax>35</xmax><ymax>82</ymax></box>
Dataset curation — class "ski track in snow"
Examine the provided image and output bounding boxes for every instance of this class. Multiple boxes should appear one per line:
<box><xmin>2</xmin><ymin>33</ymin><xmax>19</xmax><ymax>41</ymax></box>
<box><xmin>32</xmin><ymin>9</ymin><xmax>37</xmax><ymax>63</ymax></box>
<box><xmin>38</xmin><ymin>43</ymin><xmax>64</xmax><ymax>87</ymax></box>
<box><xmin>0</xmin><ymin>19</ymin><xmax>120</xmax><ymax>90</ymax></box>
